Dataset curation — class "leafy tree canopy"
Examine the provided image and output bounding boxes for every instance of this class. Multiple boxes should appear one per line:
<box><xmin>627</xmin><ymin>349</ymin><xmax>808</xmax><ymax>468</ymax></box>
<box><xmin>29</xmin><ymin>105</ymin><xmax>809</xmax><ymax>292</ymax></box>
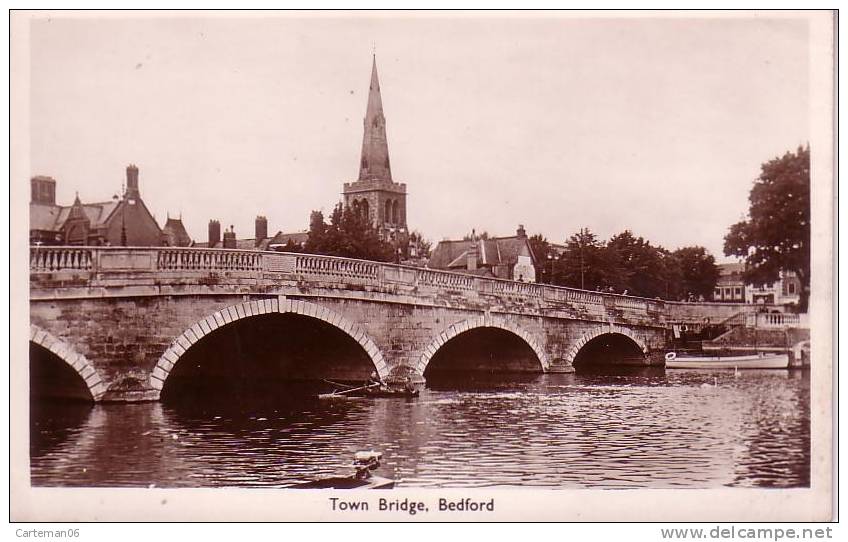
<box><xmin>672</xmin><ymin>246</ymin><xmax>720</xmax><ymax>301</ymax></box>
<box><xmin>724</xmin><ymin>145</ymin><xmax>810</xmax><ymax>309</ymax></box>
<box><xmin>304</xmin><ymin>204</ymin><xmax>395</xmax><ymax>262</ymax></box>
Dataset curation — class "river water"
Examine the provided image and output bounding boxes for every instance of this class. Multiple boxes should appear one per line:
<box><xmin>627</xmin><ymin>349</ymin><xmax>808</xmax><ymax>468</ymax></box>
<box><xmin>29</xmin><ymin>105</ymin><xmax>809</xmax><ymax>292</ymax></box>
<box><xmin>30</xmin><ymin>369</ymin><xmax>809</xmax><ymax>489</ymax></box>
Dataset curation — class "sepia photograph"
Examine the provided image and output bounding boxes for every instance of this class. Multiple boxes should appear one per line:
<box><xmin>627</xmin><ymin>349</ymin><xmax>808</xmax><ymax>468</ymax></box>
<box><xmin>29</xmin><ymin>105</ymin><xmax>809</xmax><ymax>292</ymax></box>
<box><xmin>10</xmin><ymin>9</ymin><xmax>835</xmax><ymax>523</ymax></box>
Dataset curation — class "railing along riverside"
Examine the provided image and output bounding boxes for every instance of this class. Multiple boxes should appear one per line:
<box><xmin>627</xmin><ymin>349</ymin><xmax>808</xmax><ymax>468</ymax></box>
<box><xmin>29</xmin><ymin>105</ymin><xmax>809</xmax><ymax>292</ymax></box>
<box><xmin>294</xmin><ymin>254</ymin><xmax>379</xmax><ymax>280</ymax></box>
<box><xmin>157</xmin><ymin>249</ymin><xmax>262</xmax><ymax>272</ymax></box>
<box><xmin>30</xmin><ymin>246</ymin><xmax>93</xmax><ymax>272</ymax></box>
<box><xmin>750</xmin><ymin>312</ymin><xmax>801</xmax><ymax>328</ymax></box>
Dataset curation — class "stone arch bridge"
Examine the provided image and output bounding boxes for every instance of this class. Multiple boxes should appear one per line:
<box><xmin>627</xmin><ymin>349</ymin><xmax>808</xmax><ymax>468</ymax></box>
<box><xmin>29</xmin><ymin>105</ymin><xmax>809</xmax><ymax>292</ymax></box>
<box><xmin>28</xmin><ymin>246</ymin><xmax>739</xmax><ymax>402</ymax></box>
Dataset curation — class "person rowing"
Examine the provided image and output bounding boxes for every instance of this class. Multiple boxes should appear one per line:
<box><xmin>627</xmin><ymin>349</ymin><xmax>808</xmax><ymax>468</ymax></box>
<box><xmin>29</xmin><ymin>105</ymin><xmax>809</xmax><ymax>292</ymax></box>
<box><xmin>367</xmin><ymin>371</ymin><xmax>387</xmax><ymax>392</ymax></box>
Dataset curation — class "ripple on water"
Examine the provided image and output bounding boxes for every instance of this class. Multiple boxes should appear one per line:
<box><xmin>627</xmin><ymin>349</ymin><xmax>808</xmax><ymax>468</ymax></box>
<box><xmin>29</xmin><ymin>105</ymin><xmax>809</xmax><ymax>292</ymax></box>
<box><xmin>29</xmin><ymin>370</ymin><xmax>810</xmax><ymax>489</ymax></box>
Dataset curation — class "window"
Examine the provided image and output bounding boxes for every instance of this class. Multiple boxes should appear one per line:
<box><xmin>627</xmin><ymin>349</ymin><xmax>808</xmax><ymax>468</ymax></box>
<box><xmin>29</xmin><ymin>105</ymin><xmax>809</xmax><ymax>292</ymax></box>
<box><xmin>788</xmin><ymin>282</ymin><xmax>796</xmax><ymax>294</ymax></box>
<box><xmin>734</xmin><ymin>287</ymin><xmax>742</xmax><ymax>297</ymax></box>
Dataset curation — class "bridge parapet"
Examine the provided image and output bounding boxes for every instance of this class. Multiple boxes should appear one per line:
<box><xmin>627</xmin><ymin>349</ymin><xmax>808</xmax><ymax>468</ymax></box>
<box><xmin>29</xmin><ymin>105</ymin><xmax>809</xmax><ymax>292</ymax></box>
<box><xmin>158</xmin><ymin>248</ymin><xmax>262</xmax><ymax>272</ymax></box>
<box><xmin>31</xmin><ymin>246</ymin><xmax>93</xmax><ymax>272</ymax></box>
<box><xmin>30</xmin><ymin>246</ymin><xmax>668</xmax><ymax>324</ymax></box>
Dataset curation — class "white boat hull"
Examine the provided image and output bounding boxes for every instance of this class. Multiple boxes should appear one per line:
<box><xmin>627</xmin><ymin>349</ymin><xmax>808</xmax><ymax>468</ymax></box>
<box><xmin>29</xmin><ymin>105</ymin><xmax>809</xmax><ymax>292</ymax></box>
<box><xmin>665</xmin><ymin>353</ymin><xmax>789</xmax><ymax>369</ymax></box>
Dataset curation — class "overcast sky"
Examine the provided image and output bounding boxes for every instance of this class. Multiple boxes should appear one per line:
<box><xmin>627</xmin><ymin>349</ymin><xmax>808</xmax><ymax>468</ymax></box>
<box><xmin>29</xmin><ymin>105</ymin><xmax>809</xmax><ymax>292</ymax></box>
<box><xmin>29</xmin><ymin>14</ymin><xmax>811</xmax><ymax>260</ymax></box>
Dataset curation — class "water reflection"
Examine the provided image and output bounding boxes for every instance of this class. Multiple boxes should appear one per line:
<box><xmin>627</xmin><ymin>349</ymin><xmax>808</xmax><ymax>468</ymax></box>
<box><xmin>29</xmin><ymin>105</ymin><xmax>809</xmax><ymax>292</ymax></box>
<box><xmin>30</xmin><ymin>369</ymin><xmax>810</xmax><ymax>489</ymax></box>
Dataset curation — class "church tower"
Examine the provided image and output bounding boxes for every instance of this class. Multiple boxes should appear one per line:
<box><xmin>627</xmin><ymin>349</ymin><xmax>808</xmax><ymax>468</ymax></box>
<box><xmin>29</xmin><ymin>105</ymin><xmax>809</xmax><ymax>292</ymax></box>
<box><xmin>343</xmin><ymin>55</ymin><xmax>408</xmax><ymax>244</ymax></box>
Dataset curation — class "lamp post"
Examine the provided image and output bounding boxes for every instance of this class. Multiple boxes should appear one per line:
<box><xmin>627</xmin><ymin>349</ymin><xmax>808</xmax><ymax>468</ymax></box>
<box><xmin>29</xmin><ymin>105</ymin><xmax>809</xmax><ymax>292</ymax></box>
<box><xmin>578</xmin><ymin>228</ymin><xmax>586</xmax><ymax>290</ymax></box>
<box><xmin>547</xmin><ymin>253</ymin><xmax>554</xmax><ymax>285</ymax></box>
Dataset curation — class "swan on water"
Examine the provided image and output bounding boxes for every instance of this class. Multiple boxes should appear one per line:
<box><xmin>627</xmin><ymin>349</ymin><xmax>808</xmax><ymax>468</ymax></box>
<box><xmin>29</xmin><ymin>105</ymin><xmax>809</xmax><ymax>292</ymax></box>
<box><xmin>700</xmin><ymin>377</ymin><xmax>718</xmax><ymax>389</ymax></box>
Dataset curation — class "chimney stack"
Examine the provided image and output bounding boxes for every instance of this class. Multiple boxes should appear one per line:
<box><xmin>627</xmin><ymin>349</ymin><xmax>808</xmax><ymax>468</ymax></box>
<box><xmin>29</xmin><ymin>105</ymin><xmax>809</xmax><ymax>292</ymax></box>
<box><xmin>208</xmin><ymin>220</ymin><xmax>221</xmax><ymax>247</ymax></box>
<box><xmin>467</xmin><ymin>239</ymin><xmax>478</xmax><ymax>271</ymax></box>
<box><xmin>30</xmin><ymin>176</ymin><xmax>56</xmax><ymax>205</ymax></box>
<box><xmin>255</xmin><ymin>215</ymin><xmax>268</xmax><ymax>243</ymax></box>
<box><xmin>125</xmin><ymin>164</ymin><xmax>140</xmax><ymax>198</ymax></box>
<box><xmin>222</xmin><ymin>225</ymin><xmax>236</xmax><ymax>249</ymax></box>
<box><xmin>516</xmin><ymin>224</ymin><xmax>527</xmax><ymax>238</ymax></box>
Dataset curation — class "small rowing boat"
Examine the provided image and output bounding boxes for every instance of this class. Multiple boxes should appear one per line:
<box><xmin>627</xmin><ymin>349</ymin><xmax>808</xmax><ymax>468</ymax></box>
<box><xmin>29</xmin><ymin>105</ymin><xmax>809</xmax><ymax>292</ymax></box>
<box><xmin>318</xmin><ymin>380</ymin><xmax>420</xmax><ymax>399</ymax></box>
<box><xmin>664</xmin><ymin>351</ymin><xmax>789</xmax><ymax>369</ymax></box>
<box><xmin>362</xmin><ymin>388</ymin><xmax>419</xmax><ymax>398</ymax></box>
<box><xmin>290</xmin><ymin>451</ymin><xmax>396</xmax><ymax>489</ymax></box>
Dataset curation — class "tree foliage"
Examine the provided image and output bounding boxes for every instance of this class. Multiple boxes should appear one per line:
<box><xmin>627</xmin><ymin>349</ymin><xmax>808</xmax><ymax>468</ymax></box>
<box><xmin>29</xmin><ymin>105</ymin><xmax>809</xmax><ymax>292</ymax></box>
<box><xmin>724</xmin><ymin>145</ymin><xmax>810</xmax><ymax>309</ymax></box>
<box><xmin>532</xmin><ymin>227</ymin><xmax>719</xmax><ymax>300</ymax></box>
<box><xmin>304</xmin><ymin>204</ymin><xmax>395</xmax><ymax>262</ymax></box>
<box><xmin>672</xmin><ymin>246</ymin><xmax>720</xmax><ymax>301</ymax></box>
<box><xmin>407</xmin><ymin>230</ymin><xmax>432</xmax><ymax>261</ymax></box>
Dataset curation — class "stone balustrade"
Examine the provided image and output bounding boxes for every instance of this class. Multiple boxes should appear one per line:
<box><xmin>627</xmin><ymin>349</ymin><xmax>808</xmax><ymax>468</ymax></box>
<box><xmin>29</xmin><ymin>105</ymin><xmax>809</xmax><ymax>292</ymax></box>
<box><xmin>748</xmin><ymin>312</ymin><xmax>805</xmax><ymax>328</ymax></box>
<box><xmin>158</xmin><ymin>248</ymin><xmax>262</xmax><ymax>272</ymax></box>
<box><xmin>30</xmin><ymin>246</ymin><xmax>671</xmax><ymax>317</ymax></box>
<box><xmin>417</xmin><ymin>268</ymin><xmax>475</xmax><ymax>291</ymax></box>
<box><xmin>295</xmin><ymin>254</ymin><xmax>379</xmax><ymax>280</ymax></box>
<box><xmin>30</xmin><ymin>246</ymin><xmax>93</xmax><ymax>272</ymax></box>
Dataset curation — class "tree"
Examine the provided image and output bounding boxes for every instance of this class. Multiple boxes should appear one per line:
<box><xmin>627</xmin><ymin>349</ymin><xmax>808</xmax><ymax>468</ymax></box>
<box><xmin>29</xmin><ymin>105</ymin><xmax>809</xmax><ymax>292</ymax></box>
<box><xmin>407</xmin><ymin>231</ymin><xmax>432</xmax><ymax>260</ymax></box>
<box><xmin>528</xmin><ymin>234</ymin><xmax>555</xmax><ymax>284</ymax></box>
<box><xmin>304</xmin><ymin>204</ymin><xmax>395</xmax><ymax>262</ymax></box>
<box><xmin>724</xmin><ymin>145</ymin><xmax>810</xmax><ymax>310</ymax></box>
<box><xmin>462</xmin><ymin>230</ymin><xmax>490</xmax><ymax>241</ymax></box>
<box><xmin>672</xmin><ymin>246</ymin><xmax>719</xmax><ymax>301</ymax></box>
<box><xmin>604</xmin><ymin>230</ymin><xmax>693</xmax><ymax>299</ymax></box>
<box><xmin>304</xmin><ymin>210</ymin><xmax>327</xmax><ymax>254</ymax></box>
<box><xmin>556</xmin><ymin>228</ymin><xmax>619</xmax><ymax>291</ymax></box>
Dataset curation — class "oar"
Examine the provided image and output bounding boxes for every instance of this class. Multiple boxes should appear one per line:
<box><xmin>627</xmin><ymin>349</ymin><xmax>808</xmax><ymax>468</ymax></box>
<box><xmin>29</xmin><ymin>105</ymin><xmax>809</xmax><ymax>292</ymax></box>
<box><xmin>323</xmin><ymin>379</ymin><xmax>355</xmax><ymax>390</ymax></box>
<box><xmin>328</xmin><ymin>383</ymin><xmax>380</xmax><ymax>396</ymax></box>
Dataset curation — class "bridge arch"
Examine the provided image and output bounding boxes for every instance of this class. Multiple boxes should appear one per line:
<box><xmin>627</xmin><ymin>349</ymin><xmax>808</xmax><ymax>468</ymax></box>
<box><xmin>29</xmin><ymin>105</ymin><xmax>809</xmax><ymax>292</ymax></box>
<box><xmin>416</xmin><ymin>315</ymin><xmax>550</xmax><ymax>375</ymax></box>
<box><xmin>148</xmin><ymin>297</ymin><xmax>388</xmax><ymax>393</ymax></box>
<box><xmin>29</xmin><ymin>324</ymin><xmax>107</xmax><ymax>401</ymax></box>
<box><xmin>564</xmin><ymin>325</ymin><xmax>648</xmax><ymax>367</ymax></box>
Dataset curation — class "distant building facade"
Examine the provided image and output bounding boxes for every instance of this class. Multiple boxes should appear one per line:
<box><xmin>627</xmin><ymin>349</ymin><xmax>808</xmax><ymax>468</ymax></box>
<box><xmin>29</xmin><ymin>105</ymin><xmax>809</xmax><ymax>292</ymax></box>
<box><xmin>714</xmin><ymin>262</ymin><xmax>747</xmax><ymax>303</ymax></box>
<box><xmin>715</xmin><ymin>263</ymin><xmax>801</xmax><ymax>306</ymax></box>
<box><xmin>428</xmin><ymin>225</ymin><xmax>537</xmax><ymax>282</ymax></box>
<box><xmin>746</xmin><ymin>270</ymin><xmax>801</xmax><ymax>306</ymax></box>
<box><xmin>342</xmin><ymin>55</ymin><xmax>408</xmax><ymax>248</ymax></box>
<box><xmin>29</xmin><ymin>165</ymin><xmax>171</xmax><ymax>247</ymax></box>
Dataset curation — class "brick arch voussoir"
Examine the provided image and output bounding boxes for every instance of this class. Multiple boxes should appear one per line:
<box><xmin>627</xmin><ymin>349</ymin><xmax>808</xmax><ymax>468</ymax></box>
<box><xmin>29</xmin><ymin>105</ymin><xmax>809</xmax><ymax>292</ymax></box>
<box><xmin>564</xmin><ymin>325</ymin><xmax>648</xmax><ymax>366</ymax></box>
<box><xmin>149</xmin><ymin>298</ymin><xmax>388</xmax><ymax>394</ymax></box>
<box><xmin>30</xmin><ymin>324</ymin><xmax>107</xmax><ymax>401</ymax></box>
<box><xmin>417</xmin><ymin>317</ymin><xmax>550</xmax><ymax>375</ymax></box>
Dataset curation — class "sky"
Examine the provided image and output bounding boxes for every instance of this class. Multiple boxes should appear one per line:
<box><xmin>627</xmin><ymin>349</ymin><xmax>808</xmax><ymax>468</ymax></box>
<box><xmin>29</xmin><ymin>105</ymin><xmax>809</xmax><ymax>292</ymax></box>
<box><xmin>28</xmin><ymin>13</ymin><xmax>812</xmax><ymax>261</ymax></box>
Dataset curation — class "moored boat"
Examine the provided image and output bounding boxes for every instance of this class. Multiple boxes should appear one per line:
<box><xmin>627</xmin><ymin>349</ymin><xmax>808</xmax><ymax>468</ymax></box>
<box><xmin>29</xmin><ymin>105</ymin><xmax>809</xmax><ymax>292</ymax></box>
<box><xmin>664</xmin><ymin>351</ymin><xmax>789</xmax><ymax>369</ymax></box>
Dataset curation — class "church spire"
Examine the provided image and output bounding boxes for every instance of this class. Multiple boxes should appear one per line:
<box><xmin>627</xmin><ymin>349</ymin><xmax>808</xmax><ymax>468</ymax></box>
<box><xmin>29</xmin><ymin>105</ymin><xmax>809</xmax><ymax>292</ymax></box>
<box><xmin>358</xmin><ymin>54</ymin><xmax>392</xmax><ymax>182</ymax></box>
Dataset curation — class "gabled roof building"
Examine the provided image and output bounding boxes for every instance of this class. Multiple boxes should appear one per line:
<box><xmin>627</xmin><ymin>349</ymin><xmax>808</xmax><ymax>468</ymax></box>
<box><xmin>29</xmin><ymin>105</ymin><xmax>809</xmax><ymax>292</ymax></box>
<box><xmin>428</xmin><ymin>225</ymin><xmax>538</xmax><ymax>282</ymax></box>
<box><xmin>29</xmin><ymin>165</ymin><xmax>169</xmax><ymax>247</ymax></box>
